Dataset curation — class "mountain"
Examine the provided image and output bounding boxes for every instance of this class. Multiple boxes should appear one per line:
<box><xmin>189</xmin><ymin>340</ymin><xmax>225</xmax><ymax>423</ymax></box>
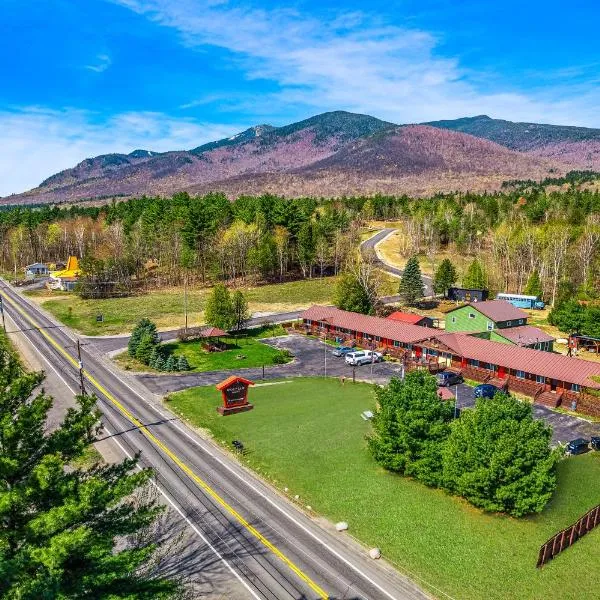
<box><xmin>7</xmin><ymin>110</ymin><xmax>599</xmax><ymax>206</ymax></box>
<box><xmin>425</xmin><ymin>115</ymin><xmax>600</xmax><ymax>170</ymax></box>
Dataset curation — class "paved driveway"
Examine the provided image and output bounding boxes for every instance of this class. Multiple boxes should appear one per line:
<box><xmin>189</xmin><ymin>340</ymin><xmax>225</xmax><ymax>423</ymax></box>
<box><xmin>136</xmin><ymin>334</ymin><xmax>600</xmax><ymax>445</ymax></box>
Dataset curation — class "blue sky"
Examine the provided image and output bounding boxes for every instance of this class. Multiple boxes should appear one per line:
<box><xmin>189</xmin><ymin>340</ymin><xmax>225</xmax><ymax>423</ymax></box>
<box><xmin>1</xmin><ymin>0</ymin><xmax>599</xmax><ymax>196</ymax></box>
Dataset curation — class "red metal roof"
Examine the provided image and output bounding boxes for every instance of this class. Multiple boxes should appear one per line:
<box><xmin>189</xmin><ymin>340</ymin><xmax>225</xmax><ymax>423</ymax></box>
<box><xmin>387</xmin><ymin>311</ymin><xmax>429</xmax><ymax>325</ymax></box>
<box><xmin>435</xmin><ymin>333</ymin><xmax>600</xmax><ymax>388</ymax></box>
<box><xmin>493</xmin><ymin>325</ymin><xmax>555</xmax><ymax>346</ymax></box>
<box><xmin>447</xmin><ymin>300</ymin><xmax>528</xmax><ymax>322</ymax></box>
<box><xmin>215</xmin><ymin>376</ymin><xmax>255</xmax><ymax>390</ymax></box>
<box><xmin>302</xmin><ymin>306</ymin><xmax>437</xmax><ymax>344</ymax></box>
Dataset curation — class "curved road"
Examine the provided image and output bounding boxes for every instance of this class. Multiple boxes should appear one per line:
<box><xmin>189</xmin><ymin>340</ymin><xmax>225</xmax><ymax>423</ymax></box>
<box><xmin>361</xmin><ymin>229</ymin><xmax>433</xmax><ymax>297</ymax></box>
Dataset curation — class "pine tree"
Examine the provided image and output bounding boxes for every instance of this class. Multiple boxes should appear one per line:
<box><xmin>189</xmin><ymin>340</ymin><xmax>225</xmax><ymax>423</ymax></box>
<box><xmin>128</xmin><ymin>318</ymin><xmax>160</xmax><ymax>357</ymax></box>
<box><xmin>524</xmin><ymin>271</ymin><xmax>543</xmax><ymax>299</ymax></box>
<box><xmin>149</xmin><ymin>346</ymin><xmax>161</xmax><ymax>368</ymax></box>
<box><xmin>0</xmin><ymin>344</ymin><xmax>180</xmax><ymax>598</ymax></box>
<box><xmin>153</xmin><ymin>354</ymin><xmax>166</xmax><ymax>371</ymax></box>
<box><xmin>164</xmin><ymin>355</ymin><xmax>177</xmax><ymax>372</ymax></box>
<box><xmin>135</xmin><ymin>332</ymin><xmax>156</xmax><ymax>365</ymax></box>
<box><xmin>399</xmin><ymin>255</ymin><xmax>424</xmax><ymax>306</ymax></box>
<box><xmin>177</xmin><ymin>355</ymin><xmax>191</xmax><ymax>371</ymax></box>
<box><xmin>232</xmin><ymin>290</ymin><xmax>251</xmax><ymax>331</ymax></box>
<box><xmin>433</xmin><ymin>258</ymin><xmax>457</xmax><ymax>297</ymax></box>
<box><xmin>204</xmin><ymin>283</ymin><xmax>235</xmax><ymax>331</ymax></box>
<box><xmin>462</xmin><ymin>259</ymin><xmax>487</xmax><ymax>289</ymax></box>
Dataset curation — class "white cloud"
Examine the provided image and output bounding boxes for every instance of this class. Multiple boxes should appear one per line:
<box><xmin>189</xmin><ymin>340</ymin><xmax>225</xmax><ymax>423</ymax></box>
<box><xmin>0</xmin><ymin>107</ymin><xmax>243</xmax><ymax>197</ymax></box>
<box><xmin>85</xmin><ymin>53</ymin><xmax>112</xmax><ymax>73</ymax></box>
<box><xmin>111</xmin><ymin>0</ymin><xmax>600</xmax><ymax>127</ymax></box>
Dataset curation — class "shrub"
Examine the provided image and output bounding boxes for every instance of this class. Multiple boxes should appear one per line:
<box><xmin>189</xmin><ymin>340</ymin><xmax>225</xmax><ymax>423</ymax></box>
<box><xmin>177</xmin><ymin>355</ymin><xmax>191</xmax><ymax>371</ymax></box>
<box><xmin>164</xmin><ymin>355</ymin><xmax>177</xmax><ymax>372</ymax></box>
<box><xmin>272</xmin><ymin>349</ymin><xmax>293</xmax><ymax>364</ymax></box>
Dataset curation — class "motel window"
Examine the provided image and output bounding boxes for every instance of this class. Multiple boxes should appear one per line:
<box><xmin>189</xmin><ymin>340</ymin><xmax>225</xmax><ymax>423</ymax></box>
<box><xmin>470</xmin><ymin>359</ymin><xmax>480</xmax><ymax>367</ymax></box>
<box><xmin>518</xmin><ymin>319</ymin><xmax>524</xmax><ymax>325</ymax></box>
<box><xmin>536</xmin><ymin>375</ymin><xmax>545</xmax><ymax>384</ymax></box>
<box><xmin>572</xmin><ymin>384</ymin><xmax>581</xmax><ymax>393</ymax></box>
<box><xmin>506</xmin><ymin>321</ymin><xmax>512</xmax><ymax>327</ymax></box>
<box><xmin>375</xmin><ymin>336</ymin><xmax>381</xmax><ymax>341</ymax></box>
<box><xmin>516</xmin><ymin>370</ymin><xmax>525</xmax><ymax>379</ymax></box>
<box><xmin>468</xmin><ymin>312</ymin><xmax>476</xmax><ymax>319</ymax></box>
<box><xmin>393</xmin><ymin>340</ymin><xmax>400</xmax><ymax>347</ymax></box>
<box><xmin>487</xmin><ymin>321</ymin><xmax>494</xmax><ymax>331</ymax></box>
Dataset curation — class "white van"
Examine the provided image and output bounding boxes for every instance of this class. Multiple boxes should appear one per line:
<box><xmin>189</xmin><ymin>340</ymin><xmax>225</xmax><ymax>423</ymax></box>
<box><xmin>345</xmin><ymin>350</ymin><xmax>383</xmax><ymax>366</ymax></box>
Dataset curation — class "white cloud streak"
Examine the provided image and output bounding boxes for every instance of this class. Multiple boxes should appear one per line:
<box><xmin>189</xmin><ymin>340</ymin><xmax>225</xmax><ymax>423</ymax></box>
<box><xmin>85</xmin><ymin>53</ymin><xmax>112</xmax><ymax>73</ymax></box>
<box><xmin>112</xmin><ymin>0</ymin><xmax>600</xmax><ymax>126</ymax></box>
<box><xmin>0</xmin><ymin>107</ymin><xmax>243</xmax><ymax>197</ymax></box>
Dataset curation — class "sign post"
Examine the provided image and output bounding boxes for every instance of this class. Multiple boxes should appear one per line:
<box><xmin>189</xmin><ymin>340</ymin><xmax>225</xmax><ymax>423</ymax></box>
<box><xmin>215</xmin><ymin>376</ymin><xmax>255</xmax><ymax>416</ymax></box>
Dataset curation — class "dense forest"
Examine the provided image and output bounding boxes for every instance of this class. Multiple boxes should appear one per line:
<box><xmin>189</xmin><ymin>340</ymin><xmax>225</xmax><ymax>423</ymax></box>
<box><xmin>0</xmin><ymin>188</ymin><xmax>599</xmax><ymax>306</ymax></box>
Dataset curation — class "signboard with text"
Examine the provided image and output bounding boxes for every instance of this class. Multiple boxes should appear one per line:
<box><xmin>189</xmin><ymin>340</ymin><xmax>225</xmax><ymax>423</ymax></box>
<box><xmin>215</xmin><ymin>376</ymin><xmax>255</xmax><ymax>416</ymax></box>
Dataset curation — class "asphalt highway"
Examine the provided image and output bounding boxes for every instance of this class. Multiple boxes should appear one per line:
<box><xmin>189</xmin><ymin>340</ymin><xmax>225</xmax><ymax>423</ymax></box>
<box><xmin>0</xmin><ymin>281</ymin><xmax>430</xmax><ymax>600</ymax></box>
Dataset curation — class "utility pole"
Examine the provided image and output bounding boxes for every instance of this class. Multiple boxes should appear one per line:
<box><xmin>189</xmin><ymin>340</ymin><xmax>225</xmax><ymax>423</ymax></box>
<box><xmin>77</xmin><ymin>339</ymin><xmax>86</xmax><ymax>396</ymax></box>
<box><xmin>184</xmin><ymin>273</ymin><xmax>188</xmax><ymax>332</ymax></box>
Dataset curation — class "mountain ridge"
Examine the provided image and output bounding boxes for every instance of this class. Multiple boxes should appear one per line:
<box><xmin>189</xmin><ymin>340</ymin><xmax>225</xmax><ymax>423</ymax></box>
<box><xmin>6</xmin><ymin>111</ymin><xmax>600</xmax><ymax>205</ymax></box>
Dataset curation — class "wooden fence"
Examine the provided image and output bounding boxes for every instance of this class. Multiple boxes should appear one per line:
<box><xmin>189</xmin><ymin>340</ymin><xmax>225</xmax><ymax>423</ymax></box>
<box><xmin>537</xmin><ymin>503</ymin><xmax>600</xmax><ymax>567</ymax></box>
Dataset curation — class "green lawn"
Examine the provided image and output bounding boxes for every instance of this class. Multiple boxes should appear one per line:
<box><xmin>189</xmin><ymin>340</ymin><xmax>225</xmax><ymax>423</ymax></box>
<box><xmin>25</xmin><ymin>277</ymin><xmax>336</xmax><ymax>336</ymax></box>
<box><xmin>116</xmin><ymin>326</ymin><xmax>291</xmax><ymax>372</ymax></box>
<box><xmin>167</xmin><ymin>377</ymin><xmax>600</xmax><ymax>600</ymax></box>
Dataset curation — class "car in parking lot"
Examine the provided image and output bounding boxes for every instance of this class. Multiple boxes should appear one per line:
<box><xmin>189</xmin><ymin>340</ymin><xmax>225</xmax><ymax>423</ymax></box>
<box><xmin>473</xmin><ymin>383</ymin><xmax>502</xmax><ymax>399</ymax></box>
<box><xmin>567</xmin><ymin>438</ymin><xmax>590</xmax><ymax>455</ymax></box>
<box><xmin>344</xmin><ymin>350</ymin><xmax>383</xmax><ymax>366</ymax></box>
<box><xmin>332</xmin><ymin>346</ymin><xmax>353</xmax><ymax>357</ymax></box>
<box><xmin>436</xmin><ymin>371</ymin><xmax>464</xmax><ymax>387</ymax></box>
<box><xmin>591</xmin><ymin>436</ymin><xmax>600</xmax><ymax>451</ymax></box>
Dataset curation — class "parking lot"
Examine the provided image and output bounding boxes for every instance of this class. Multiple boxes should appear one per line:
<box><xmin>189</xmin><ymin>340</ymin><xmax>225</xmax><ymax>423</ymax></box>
<box><xmin>137</xmin><ymin>333</ymin><xmax>600</xmax><ymax>446</ymax></box>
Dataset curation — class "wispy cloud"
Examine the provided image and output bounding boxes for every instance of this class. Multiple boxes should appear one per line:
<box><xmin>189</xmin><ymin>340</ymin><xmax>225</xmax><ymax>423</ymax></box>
<box><xmin>0</xmin><ymin>107</ymin><xmax>244</xmax><ymax>196</ymax></box>
<box><xmin>85</xmin><ymin>53</ymin><xmax>112</xmax><ymax>73</ymax></box>
<box><xmin>112</xmin><ymin>0</ymin><xmax>600</xmax><ymax>126</ymax></box>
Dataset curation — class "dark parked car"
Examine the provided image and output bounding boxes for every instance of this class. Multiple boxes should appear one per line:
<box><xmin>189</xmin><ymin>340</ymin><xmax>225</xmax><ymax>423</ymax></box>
<box><xmin>567</xmin><ymin>438</ymin><xmax>590</xmax><ymax>455</ymax></box>
<box><xmin>473</xmin><ymin>383</ymin><xmax>501</xmax><ymax>399</ymax></box>
<box><xmin>590</xmin><ymin>436</ymin><xmax>600</xmax><ymax>451</ymax></box>
<box><xmin>332</xmin><ymin>346</ymin><xmax>353</xmax><ymax>357</ymax></box>
<box><xmin>436</xmin><ymin>371</ymin><xmax>464</xmax><ymax>387</ymax></box>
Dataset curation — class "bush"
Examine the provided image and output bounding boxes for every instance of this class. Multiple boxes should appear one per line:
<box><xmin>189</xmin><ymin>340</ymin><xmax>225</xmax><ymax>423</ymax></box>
<box><xmin>272</xmin><ymin>349</ymin><xmax>293</xmax><ymax>364</ymax></box>
<box><xmin>367</xmin><ymin>372</ymin><xmax>455</xmax><ymax>487</ymax></box>
<box><xmin>442</xmin><ymin>395</ymin><xmax>562</xmax><ymax>516</ymax></box>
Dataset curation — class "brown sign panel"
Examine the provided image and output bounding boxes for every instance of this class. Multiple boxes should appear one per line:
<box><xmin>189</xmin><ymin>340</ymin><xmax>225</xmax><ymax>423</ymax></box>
<box><xmin>215</xmin><ymin>376</ymin><xmax>255</xmax><ymax>416</ymax></box>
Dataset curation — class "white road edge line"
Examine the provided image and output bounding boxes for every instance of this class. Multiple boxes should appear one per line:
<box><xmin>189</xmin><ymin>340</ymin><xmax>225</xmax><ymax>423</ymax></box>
<box><xmin>5</xmin><ymin>309</ymin><xmax>262</xmax><ymax>600</ymax></box>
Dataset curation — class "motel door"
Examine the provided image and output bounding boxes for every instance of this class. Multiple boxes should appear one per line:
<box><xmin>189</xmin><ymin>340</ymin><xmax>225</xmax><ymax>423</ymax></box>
<box><xmin>415</xmin><ymin>346</ymin><xmax>422</xmax><ymax>359</ymax></box>
<box><xmin>550</xmin><ymin>379</ymin><xmax>558</xmax><ymax>391</ymax></box>
<box><xmin>497</xmin><ymin>366</ymin><xmax>506</xmax><ymax>379</ymax></box>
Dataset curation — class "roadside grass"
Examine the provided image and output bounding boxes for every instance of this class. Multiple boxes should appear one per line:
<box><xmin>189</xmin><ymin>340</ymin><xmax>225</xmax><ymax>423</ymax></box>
<box><xmin>25</xmin><ymin>278</ymin><xmax>336</xmax><ymax>336</ymax></box>
<box><xmin>167</xmin><ymin>377</ymin><xmax>600</xmax><ymax>600</ymax></box>
<box><xmin>115</xmin><ymin>325</ymin><xmax>291</xmax><ymax>373</ymax></box>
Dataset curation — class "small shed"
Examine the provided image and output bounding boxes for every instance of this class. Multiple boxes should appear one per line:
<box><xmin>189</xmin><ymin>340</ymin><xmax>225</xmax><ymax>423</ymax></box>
<box><xmin>25</xmin><ymin>262</ymin><xmax>49</xmax><ymax>276</ymax></box>
<box><xmin>447</xmin><ymin>287</ymin><xmax>489</xmax><ymax>303</ymax></box>
<box><xmin>387</xmin><ymin>311</ymin><xmax>434</xmax><ymax>328</ymax></box>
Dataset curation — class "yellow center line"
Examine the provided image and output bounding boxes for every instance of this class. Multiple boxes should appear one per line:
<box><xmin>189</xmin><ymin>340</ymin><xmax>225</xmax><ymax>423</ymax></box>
<box><xmin>1</xmin><ymin>290</ymin><xmax>329</xmax><ymax>600</ymax></box>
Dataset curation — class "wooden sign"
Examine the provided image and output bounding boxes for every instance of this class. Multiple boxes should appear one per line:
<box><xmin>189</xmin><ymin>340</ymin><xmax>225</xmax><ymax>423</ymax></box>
<box><xmin>215</xmin><ymin>376</ymin><xmax>254</xmax><ymax>415</ymax></box>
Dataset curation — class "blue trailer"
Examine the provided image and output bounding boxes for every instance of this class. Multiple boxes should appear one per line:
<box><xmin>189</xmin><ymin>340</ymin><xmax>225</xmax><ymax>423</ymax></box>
<box><xmin>497</xmin><ymin>293</ymin><xmax>545</xmax><ymax>310</ymax></box>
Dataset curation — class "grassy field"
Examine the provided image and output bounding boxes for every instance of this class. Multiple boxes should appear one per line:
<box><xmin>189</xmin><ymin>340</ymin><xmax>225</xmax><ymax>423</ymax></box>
<box><xmin>116</xmin><ymin>325</ymin><xmax>290</xmax><ymax>372</ymax></box>
<box><xmin>167</xmin><ymin>377</ymin><xmax>600</xmax><ymax>600</ymax></box>
<box><xmin>25</xmin><ymin>277</ymin><xmax>336</xmax><ymax>336</ymax></box>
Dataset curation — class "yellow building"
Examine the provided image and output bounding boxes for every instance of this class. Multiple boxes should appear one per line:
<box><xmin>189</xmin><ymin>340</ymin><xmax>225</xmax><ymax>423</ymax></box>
<box><xmin>48</xmin><ymin>256</ymin><xmax>81</xmax><ymax>291</ymax></box>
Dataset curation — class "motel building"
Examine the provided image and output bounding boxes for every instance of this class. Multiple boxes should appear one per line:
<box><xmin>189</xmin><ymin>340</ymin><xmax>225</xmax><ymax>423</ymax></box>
<box><xmin>300</xmin><ymin>306</ymin><xmax>600</xmax><ymax>417</ymax></box>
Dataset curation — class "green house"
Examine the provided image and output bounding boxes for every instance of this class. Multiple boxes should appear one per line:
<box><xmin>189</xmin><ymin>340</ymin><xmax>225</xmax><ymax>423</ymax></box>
<box><xmin>445</xmin><ymin>300</ymin><xmax>554</xmax><ymax>351</ymax></box>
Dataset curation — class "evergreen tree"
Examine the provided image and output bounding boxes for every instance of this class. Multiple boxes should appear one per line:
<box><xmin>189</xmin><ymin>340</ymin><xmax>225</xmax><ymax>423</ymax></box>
<box><xmin>398</xmin><ymin>256</ymin><xmax>424</xmax><ymax>306</ymax></box>
<box><xmin>0</xmin><ymin>345</ymin><xmax>179</xmax><ymax>598</ymax></box>
<box><xmin>149</xmin><ymin>346</ymin><xmax>161</xmax><ymax>368</ymax></box>
<box><xmin>135</xmin><ymin>332</ymin><xmax>156</xmax><ymax>365</ymax></box>
<box><xmin>128</xmin><ymin>318</ymin><xmax>160</xmax><ymax>357</ymax></box>
<box><xmin>367</xmin><ymin>372</ymin><xmax>455</xmax><ymax>487</ymax></box>
<box><xmin>433</xmin><ymin>258</ymin><xmax>457</xmax><ymax>297</ymax></box>
<box><xmin>232</xmin><ymin>290</ymin><xmax>251</xmax><ymax>331</ymax></box>
<box><xmin>334</xmin><ymin>272</ymin><xmax>374</xmax><ymax>315</ymax></box>
<box><xmin>524</xmin><ymin>270</ymin><xmax>543</xmax><ymax>298</ymax></box>
<box><xmin>177</xmin><ymin>355</ymin><xmax>191</xmax><ymax>371</ymax></box>
<box><xmin>204</xmin><ymin>284</ymin><xmax>235</xmax><ymax>331</ymax></box>
<box><xmin>462</xmin><ymin>259</ymin><xmax>487</xmax><ymax>289</ymax></box>
<box><xmin>164</xmin><ymin>355</ymin><xmax>177</xmax><ymax>372</ymax></box>
<box><xmin>442</xmin><ymin>395</ymin><xmax>561</xmax><ymax>516</ymax></box>
<box><xmin>153</xmin><ymin>354</ymin><xmax>166</xmax><ymax>371</ymax></box>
